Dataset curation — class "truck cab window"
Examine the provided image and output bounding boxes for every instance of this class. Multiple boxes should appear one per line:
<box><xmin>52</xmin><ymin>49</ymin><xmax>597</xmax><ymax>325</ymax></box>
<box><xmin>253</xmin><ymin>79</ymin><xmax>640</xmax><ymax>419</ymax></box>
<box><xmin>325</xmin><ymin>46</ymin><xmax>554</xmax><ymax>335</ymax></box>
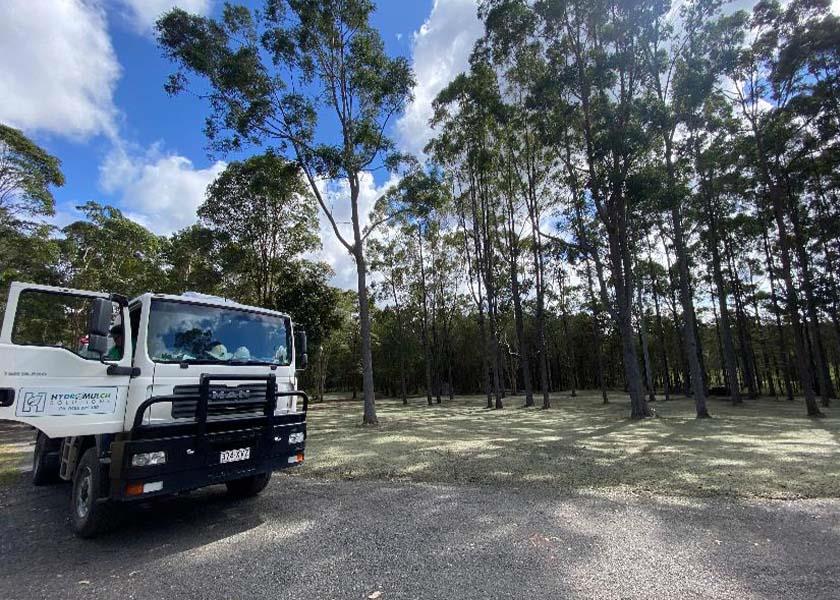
<box><xmin>129</xmin><ymin>305</ymin><xmax>141</xmax><ymax>359</ymax></box>
<box><xmin>147</xmin><ymin>299</ymin><xmax>291</xmax><ymax>366</ymax></box>
<box><xmin>11</xmin><ymin>290</ymin><xmax>120</xmax><ymax>360</ymax></box>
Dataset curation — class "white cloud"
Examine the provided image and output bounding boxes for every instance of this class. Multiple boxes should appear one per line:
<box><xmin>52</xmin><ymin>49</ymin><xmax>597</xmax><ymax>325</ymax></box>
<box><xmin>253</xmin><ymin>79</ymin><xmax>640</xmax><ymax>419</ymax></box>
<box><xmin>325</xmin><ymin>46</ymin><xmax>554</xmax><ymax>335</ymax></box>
<box><xmin>0</xmin><ymin>0</ymin><xmax>120</xmax><ymax>140</ymax></box>
<box><xmin>117</xmin><ymin>0</ymin><xmax>213</xmax><ymax>33</ymax></box>
<box><xmin>308</xmin><ymin>173</ymin><xmax>400</xmax><ymax>290</ymax></box>
<box><xmin>100</xmin><ymin>143</ymin><xmax>225</xmax><ymax>235</ymax></box>
<box><xmin>396</xmin><ymin>0</ymin><xmax>483</xmax><ymax>157</ymax></box>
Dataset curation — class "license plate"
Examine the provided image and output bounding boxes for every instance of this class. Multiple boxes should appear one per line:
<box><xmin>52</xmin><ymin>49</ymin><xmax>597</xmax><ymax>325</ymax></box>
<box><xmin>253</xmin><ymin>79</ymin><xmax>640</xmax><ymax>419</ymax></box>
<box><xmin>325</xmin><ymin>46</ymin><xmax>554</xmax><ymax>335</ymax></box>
<box><xmin>220</xmin><ymin>447</ymin><xmax>250</xmax><ymax>464</ymax></box>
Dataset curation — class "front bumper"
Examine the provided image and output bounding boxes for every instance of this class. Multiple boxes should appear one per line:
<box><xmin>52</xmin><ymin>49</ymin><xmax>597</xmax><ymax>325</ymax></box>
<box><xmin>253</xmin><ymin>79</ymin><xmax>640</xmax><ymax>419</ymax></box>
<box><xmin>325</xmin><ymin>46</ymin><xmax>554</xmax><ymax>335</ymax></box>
<box><xmin>109</xmin><ymin>418</ymin><xmax>305</xmax><ymax>501</ymax></box>
<box><xmin>109</xmin><ymin>373</ymin><xmax>307</xmax><ymax>501</ymax></box>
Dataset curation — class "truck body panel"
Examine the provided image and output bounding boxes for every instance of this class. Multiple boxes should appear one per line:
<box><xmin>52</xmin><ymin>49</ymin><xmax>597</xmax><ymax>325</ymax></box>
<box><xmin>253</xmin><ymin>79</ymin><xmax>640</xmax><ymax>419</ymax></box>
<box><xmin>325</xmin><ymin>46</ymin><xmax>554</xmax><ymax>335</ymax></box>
<box><xmin>0</xmin><ymin>281</ymin><xmax>308</xmax><ymax>532</ymax></box>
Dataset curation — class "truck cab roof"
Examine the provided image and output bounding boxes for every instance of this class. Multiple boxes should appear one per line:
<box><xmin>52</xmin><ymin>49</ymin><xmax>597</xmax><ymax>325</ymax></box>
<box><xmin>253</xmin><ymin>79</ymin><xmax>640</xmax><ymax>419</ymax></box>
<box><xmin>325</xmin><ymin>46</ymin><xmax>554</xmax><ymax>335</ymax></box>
<box><xmin>130</xmin><ymin>291</ymin><xmax>292</xmax><ymax>320</ymax></box>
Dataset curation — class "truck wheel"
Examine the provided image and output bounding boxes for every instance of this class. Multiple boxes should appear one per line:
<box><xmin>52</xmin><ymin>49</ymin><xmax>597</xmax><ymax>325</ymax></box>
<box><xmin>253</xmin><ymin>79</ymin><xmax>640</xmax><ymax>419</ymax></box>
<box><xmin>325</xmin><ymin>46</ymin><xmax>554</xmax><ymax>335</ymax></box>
<box><xmin>71</xmin><ymin>448</ymin><xmax>114</xmax><ymax>538</ymax></box>
<box><xmin>32</xmin><ymin>432</ymin><xmax>61</xmax><ymax>486</ymax></box>
<box><xmin>225</xmin><ymin>472</ymin><xmax>271</xmax><ymax>498</ymax></box>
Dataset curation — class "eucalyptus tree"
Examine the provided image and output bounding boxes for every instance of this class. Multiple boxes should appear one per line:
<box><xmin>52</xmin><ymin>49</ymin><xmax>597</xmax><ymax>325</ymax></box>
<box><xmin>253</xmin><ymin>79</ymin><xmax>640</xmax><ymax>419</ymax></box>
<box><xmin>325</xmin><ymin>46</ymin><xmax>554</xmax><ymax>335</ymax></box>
<box><xmin>0</xmin><ymin>125</ymin><xmax>63</xmax><ymax>310</ymax></box>
<box><xmin>429</xmin><ymin>57</ymin><xmax>507</xmax><ymax>408</ymax></box>
<box><xmin>164</xmin><ymin>225</ymin><xmax>225</xmax><ymax>296</ymax></box>
<box><xmin>482</xmin><ymin>0</ymin><xmax>558</xmax><ymax>408</ymax></box>
<box><xmin>689</xmin><ymin>104</ymin><xmax>744</xmax><ymax>404</ymax></box>
<box><xmin>727</xmin><ymin>0</ymin><xmax>837</xmax><ymax>415</ymax></box>
<box><xmin>156</xmin><ymin>0</ymin><xmax>413</xmax><ymax>424</ymax></box>
<box><xmin>0</xmin><ymin>124</ymin><xmax>63</xmax><ymax>227</ymax></box>
<box><xmin>60</xmin><ymin>202</ymin><xmax>168</xmax><ymax>297</ymax></box>
<box><xmin>374</xmin><ymin>167</ymin><xmax>453</xmax><ymax>404</ymax></box>
<box><xmin>201</xmin><ymin>152</ymin><xmax>319</xmax><ymax>307</ymax></box>
<box><xmin>367</xmin><ymin>232</ymin><xmax>412</xmax><ymax>404</ymax></box>
<box><xmin>639</xmin><ymin>0</ymin><xmax>748</xmax><ymax>417</ymax></box>
<box><xmin>535</xmin><ymin>0</ymin><xmax>661</xmax><ymax>418</ymax></box>
<box><xmin>498</xmin><ymin>124</ymin><xmax>535</xmax><ymax>407</ymax></box>
<box><xmin>675</xmin><ymin>4</ymin><xmax>750</xmax><ymax>404</ymax></box>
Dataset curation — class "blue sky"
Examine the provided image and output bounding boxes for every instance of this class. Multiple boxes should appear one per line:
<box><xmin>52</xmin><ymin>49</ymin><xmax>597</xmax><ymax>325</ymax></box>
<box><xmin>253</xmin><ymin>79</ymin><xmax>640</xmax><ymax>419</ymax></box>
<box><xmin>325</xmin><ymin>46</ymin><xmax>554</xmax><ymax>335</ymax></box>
<box><xmin>4</xmin><ymin>1</ymin><xmax>840</xmax><ymax>291</ymax></box>
<box><xmin>0</xmin><ymin>0</ymin><xmax>483</xmax><ymax>288</ymax></box>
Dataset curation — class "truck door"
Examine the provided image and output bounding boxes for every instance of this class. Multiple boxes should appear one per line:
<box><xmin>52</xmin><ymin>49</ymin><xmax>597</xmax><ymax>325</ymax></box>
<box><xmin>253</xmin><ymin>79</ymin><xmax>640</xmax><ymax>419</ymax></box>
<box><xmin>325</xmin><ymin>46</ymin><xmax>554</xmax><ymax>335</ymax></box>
<box><xmin>0</xmin><ymin>282</ymin><xmax>133</xmax><ymax>438</ymax></box>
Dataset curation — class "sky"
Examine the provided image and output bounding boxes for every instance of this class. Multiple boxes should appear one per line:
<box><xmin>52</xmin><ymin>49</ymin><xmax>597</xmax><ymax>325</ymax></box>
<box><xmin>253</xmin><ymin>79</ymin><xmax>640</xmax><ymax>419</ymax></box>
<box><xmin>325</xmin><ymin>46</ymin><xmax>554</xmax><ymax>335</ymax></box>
<box><xmin>0</xmin><ymin>0</ymin><xmax>483</xmax><ymax>290</ymax></box>
<box><xmin>4</xmin><ymin>1</ymin><xmax>837</xmax><ymax>293</ymax></box>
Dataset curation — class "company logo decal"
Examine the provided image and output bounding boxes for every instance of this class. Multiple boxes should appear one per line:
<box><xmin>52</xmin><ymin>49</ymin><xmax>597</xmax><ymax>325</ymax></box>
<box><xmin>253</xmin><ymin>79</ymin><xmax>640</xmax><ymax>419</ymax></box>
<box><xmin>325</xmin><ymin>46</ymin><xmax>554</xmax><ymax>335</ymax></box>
<box><xmin>20</xmin><ymin>391</ymin><xmax>47</xmax><ymax>414</ymax></box>
<box><xmin>15</xmin><ymin>387</ymin><xmax>119</xmax><ymax>417</ymax></box>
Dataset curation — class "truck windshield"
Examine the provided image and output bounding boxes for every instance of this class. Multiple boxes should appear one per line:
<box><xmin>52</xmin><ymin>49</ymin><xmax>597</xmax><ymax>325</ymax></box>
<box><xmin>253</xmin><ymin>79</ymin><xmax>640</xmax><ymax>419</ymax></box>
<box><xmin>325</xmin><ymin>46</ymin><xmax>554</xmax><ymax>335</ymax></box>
<box><xmin>147</xmin><ymin>299</ymin><xmax>291</xmax><ymax>366</ymax></box>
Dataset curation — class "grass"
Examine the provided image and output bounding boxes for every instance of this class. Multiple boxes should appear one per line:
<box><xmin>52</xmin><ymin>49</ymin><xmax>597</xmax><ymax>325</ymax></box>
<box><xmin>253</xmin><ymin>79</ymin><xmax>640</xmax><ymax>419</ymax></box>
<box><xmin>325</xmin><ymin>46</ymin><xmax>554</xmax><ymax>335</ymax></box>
<box><xmin>1</xmin><ymin>392</ymin><xmax>836</xmax><ymax>499</ymax></box>
<box><xmin>293</xmin><ymin>392</ymin><xmax>840</xmax><ymax>500</ymax></box>
<box><xmin>0</xmin><ymin>423</ymin><xmax>32</xmax><ymax>485</ymax></box>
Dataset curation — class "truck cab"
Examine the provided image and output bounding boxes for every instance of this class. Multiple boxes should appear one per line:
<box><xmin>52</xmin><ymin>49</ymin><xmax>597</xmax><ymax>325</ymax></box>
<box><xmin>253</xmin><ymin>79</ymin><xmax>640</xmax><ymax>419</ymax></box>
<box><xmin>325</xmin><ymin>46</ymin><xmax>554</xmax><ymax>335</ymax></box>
<box><xmin>0</xmin><ymin>282</ymin><xmax>308</xmax><ymax>537</ymax></box>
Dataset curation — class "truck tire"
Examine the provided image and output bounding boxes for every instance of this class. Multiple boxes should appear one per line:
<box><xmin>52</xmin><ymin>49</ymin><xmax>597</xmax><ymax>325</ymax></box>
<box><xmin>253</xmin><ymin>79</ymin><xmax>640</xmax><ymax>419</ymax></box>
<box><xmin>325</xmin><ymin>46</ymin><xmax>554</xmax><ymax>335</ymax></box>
<box><xmin>70</xmin><ymin>448</ymin><xmax>115</xmax><ymax>538</ymax></box>
<box><xmin>32</xmin><ymin>432</ymin><xmax>61</xmax><ymax>486</ymax></box>
<box><xmin>225</xmin><ymin>472</ymin><xmax>271</xmax><ymax>498</ymax></box>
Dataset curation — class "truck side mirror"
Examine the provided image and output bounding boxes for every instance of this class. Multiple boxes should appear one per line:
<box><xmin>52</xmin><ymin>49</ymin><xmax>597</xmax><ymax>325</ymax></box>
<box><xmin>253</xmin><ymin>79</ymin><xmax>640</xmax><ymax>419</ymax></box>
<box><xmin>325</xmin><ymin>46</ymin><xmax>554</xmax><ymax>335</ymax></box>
<box><xmin>88</xmin><ymin>298</ymin><xmax>112</xmax><ymax>356</ymax></box>
<box><xmin>295</xmin><ymin>329</ymin><xmax>308</xmax><ymax>371</ymax></box>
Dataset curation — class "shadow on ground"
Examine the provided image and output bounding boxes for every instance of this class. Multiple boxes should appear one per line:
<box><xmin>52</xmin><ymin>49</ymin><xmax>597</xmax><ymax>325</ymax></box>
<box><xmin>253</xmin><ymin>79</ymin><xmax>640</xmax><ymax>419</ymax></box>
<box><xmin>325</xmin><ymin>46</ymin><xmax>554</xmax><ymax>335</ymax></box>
<box><xmin>2</xmin><ymin>472</ymin><xmax>839</xmax><ymax>599</ymax></box>
<box><xmin>296</xmin><ymin>392</ymin><xmax>840</xmax><ymax>499</ymax></box>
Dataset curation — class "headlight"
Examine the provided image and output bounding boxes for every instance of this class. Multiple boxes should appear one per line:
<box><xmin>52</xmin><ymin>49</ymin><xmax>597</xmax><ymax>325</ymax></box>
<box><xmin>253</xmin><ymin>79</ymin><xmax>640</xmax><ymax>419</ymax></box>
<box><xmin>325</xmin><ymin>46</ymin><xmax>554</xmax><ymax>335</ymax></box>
<box><xmin>288</xmin><ymin>432</ymin><xmax>305</xmax><ymax>444</ymax></box>
<box><xmin>131</xmin><ymin>451</ymin><xmax>166</xmax><ymax>467</ymax></box>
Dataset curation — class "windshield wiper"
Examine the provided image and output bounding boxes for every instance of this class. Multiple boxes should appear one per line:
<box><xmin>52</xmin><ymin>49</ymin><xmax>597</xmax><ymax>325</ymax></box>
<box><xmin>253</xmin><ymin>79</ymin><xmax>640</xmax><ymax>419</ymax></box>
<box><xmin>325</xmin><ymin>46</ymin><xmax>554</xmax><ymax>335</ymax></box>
<box><xmin>225</xmin><ymin>358</ymin><xmax>277</xmax><ymax>366</ymax></box>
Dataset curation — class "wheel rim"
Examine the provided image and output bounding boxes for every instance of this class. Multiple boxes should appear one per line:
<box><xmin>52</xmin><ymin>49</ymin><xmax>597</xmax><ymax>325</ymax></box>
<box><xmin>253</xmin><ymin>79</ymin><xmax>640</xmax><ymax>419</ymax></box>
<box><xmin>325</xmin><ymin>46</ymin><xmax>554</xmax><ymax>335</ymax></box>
<box><xmin>75</xmin><ymin>467</ymin><xmax>93</xmax><ymax>519</ymax></box>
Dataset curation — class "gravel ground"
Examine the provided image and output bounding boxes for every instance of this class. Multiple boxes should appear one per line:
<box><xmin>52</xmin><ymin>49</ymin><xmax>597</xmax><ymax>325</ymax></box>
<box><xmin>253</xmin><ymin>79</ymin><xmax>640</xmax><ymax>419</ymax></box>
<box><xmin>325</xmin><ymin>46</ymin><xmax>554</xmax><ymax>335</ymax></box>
<box><xmin>1</xmin><ymin>472</ymin><xmax>839</xmax><ymax>600</ymax></box>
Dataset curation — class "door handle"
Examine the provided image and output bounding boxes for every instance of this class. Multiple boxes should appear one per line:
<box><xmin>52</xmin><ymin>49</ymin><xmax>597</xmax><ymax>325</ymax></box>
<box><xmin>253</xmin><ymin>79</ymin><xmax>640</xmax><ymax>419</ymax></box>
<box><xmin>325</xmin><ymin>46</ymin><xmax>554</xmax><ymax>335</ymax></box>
<box><xmin>106</xmin><ymin>365</ymin><xmax>141</xmax><ymax>377</ymax></box>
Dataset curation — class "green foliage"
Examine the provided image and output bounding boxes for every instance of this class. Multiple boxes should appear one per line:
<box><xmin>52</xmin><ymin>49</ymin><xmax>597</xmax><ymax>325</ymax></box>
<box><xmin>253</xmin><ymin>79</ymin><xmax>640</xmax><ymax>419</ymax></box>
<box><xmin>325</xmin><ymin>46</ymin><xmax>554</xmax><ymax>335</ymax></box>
<box><xmin>4</xmin><ymin>0</ymin><xmax>840</xmax><ymax>414</ymax></box>
<box><xmin>0</xmin><ymin>124</ymin><xmax>63</xmax><ymax>227</ymax></box>
<box><xmin>60</xmin><ymin>202</ymin><xmax>169</xmax><ymax>297</ymax></box>
<box><xmin>200</xmin><ymin>151</ymin><xmax>319</xmax><ymax>306</ymax></box>
<box><xmin>163</xmin><ymin>225</ymin><xmax>224</xmax><ymax>295</ymax></box>
<box><xmin>156</xmin><ymin>0</ymin><xmax>413</xmax><ymax>176</ymax></box>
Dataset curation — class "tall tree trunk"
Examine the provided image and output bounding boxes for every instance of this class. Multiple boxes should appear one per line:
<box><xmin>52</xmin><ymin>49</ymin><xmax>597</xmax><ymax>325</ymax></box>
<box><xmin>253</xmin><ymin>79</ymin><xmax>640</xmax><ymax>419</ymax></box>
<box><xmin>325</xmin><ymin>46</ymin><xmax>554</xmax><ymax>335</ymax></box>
<box><xmin>390</xmin><ymin>280</ymin><xmax>408</xmax><ymax>405</ymax></box>
<box><xmin>699</xmin><ymin>165</ymin><xmax>742</xmax><ymax>404</ymax></box>
<box><xmin>768</xmin><ymin>184</ymin><xmax>822</xmax><ymax>416</ymax></box>
<box><xmin>608</xmin><ymin>221</ymin><xmax>649</xmax><ymax>418</ymax></box>
<box><xmin>561</xmin><ymin>274</ymin><xmax>578</xmax><ymax>398</ymax></box>
<box><xmin>348</xmin><ymin>175</ymin><xmax>378</xmax><ymax>425</ymax></box>
<box><xmin>472</xmin><ymin>171</ymin><xmax>502</xmax><ymax>408</ymax></box>
<box><xmin>586</xmin><ymin>260</ymin><xmax>609</xmax><ymax>404</ymax></box>
<box><xmin>478</xmin><ymin>300</ymin><xmax>493</xmax><ymax>408</ymax></box>
<box><xmin>462</xmin><ymin>178</ymin><xmax>494</xmax><ymax>409</ymax></box>
<box><xmin>567</xmin><ymin>38</ymin><xmax>646</xmax><ymax>417</ymax></box>
<box><xmin>667</xmin><ymin>146</ymin><xmax>709</xmax><ymax>417</ymax></box>
<box><xmin>636</xmin><ymin>283</ymin><xmax>656</xmax><ymax>403</ymax></box>
<box><xmin>763</xmin><ymin>227</ymin><xmax>795</xmax><ymax>401</ymax></box>
<box><xmin>354</xmin><ymin>247</ymin><xmax>377</xmax><ymax>424</ymax></box>
<box><xmin>417</xmin><ymin>227</ymin><xmax>434</xmax><ymax>406</ymax></box>
<box><xmin>523</xmin><ymin>134</ymin><xmax>551</xmax><ymax>409</ymax></box>
<box><xmin>505</xmin><ymin>192</ymin><xmax>533</xmax><ymax>407</ymax></box>
<box><xmin>646</xmin><ymin>239</ymin><xmax>671</xmax><ymax>401</ymax></box>
<box><xmin>663</xmin><ymin>241</ymin><xmax>689</xmax><ymax>395</ymax></box>
<box><xmin>787</xmin><ymin>185</ymin><xmax>835</xmax><ymax>405</ymax></box>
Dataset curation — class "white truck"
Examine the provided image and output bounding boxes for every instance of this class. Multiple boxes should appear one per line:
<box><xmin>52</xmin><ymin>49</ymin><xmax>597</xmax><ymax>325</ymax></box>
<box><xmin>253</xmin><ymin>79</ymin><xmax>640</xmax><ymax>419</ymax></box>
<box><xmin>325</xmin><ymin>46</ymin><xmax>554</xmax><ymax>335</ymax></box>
<box><xmin>0</xmin><ymin>281</ymin><xmax>308</xmax><ymax>537</ymax></box>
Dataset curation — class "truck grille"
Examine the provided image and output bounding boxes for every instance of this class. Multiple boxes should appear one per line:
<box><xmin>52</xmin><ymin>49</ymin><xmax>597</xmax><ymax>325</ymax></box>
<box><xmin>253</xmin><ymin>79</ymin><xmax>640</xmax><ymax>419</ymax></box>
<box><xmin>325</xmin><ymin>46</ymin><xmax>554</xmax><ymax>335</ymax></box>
<box><xmin>167</xmin><ymin>384</ymin><xmax>269</xmax><ymax>419</ymax></box>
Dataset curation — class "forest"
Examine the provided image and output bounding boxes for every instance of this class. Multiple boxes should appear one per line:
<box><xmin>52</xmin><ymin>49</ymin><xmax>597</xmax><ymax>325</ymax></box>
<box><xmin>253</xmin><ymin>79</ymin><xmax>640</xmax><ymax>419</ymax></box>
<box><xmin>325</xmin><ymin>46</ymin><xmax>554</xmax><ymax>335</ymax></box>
<box><xmin>1</xmin><ymin>0</ymin><xmax>839</xmax><ymax>424</ymax></box>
